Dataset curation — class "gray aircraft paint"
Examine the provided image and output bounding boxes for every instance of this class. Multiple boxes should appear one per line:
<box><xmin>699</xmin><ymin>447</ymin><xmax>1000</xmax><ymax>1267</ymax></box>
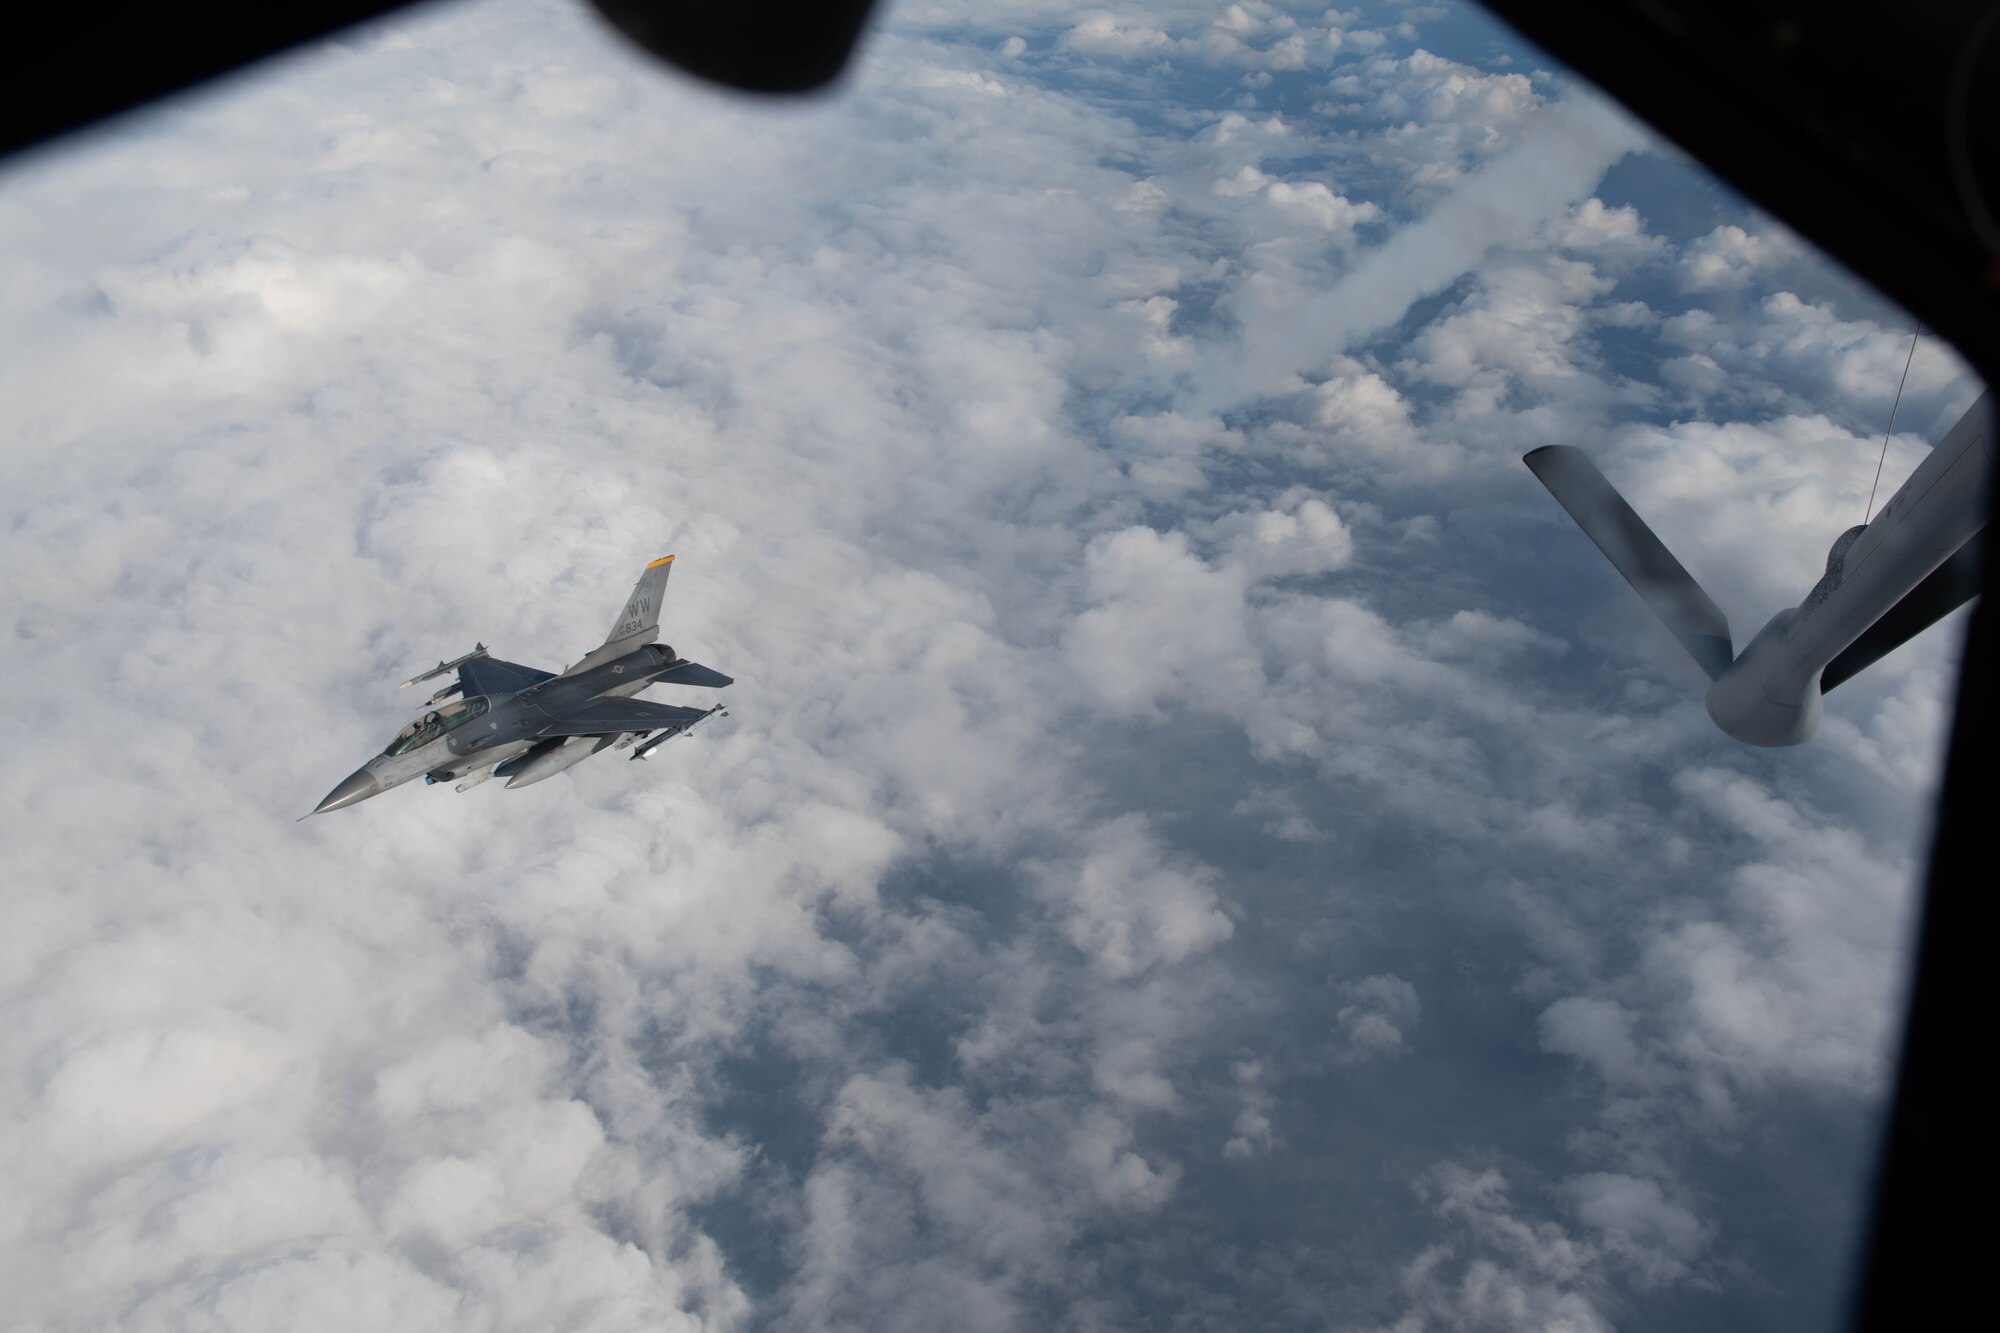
<box><xmin>1527</xmin><ymin>393</ymin><xmax>1990</xmax><ymax>746</ymax></box>
<box><xmin>310</xmin><ymin>557</ymin><xmax>731</xmax><ymax>814</ymax></box>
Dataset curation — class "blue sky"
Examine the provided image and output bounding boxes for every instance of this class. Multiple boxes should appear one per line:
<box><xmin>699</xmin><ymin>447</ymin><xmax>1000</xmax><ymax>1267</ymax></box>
<box><xmin>0</xmin><ymin>2</ymin><xmax>1983</xmax><ymax>1330</ymax></box>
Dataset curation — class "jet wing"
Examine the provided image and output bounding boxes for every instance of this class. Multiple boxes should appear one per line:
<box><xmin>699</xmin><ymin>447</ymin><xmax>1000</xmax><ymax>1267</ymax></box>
<box><xmin>461</xmin><ymin>655</ymin><xmax>556</xmax><ymax>696</ymax></box>
<box><xmin>536</xmin><ymin>697</ymin><xmax>711</xmax><ymax>738</ymax></box>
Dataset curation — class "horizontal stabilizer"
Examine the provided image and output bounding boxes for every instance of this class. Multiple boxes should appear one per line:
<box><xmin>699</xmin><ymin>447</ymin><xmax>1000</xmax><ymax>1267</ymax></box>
<box><xmin>1525</xmin><ymin>446</ymin><xmax>1735</xmax><ymax>681</ymax></box>
<box><xmin>655</xmin><ymin>658</ymin><xmax>734</xmax><ymax>689</ymax></box>
<box><xmin>537</xmin><ymin>697</ymin><xmax>710</xmax><ymax>738</ymax></box>
<box><xmin>1821</xmin><ymin>529</ymin><xmax>1984</xmax><ymax>692</ymax></box>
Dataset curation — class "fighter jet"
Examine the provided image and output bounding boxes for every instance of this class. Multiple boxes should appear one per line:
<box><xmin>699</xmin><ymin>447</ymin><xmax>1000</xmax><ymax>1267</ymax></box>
<box><xmin>310</xmin><ymin>556</ymin><xmax>731</xmax><ymax>814</ymax></box>
<box><xmin>1526</xmin><ymin>392</ymin><xmax>1989</xmax><ymax>746</ymax></box>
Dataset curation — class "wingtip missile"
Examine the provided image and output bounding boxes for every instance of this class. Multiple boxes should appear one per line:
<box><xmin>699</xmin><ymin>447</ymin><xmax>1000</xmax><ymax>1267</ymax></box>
<box><xmin>399</xmin><ymin>643</ymin><xmax>489</xmax><ymax>690</ymax></box>
<box><xmin>629</xmin><ymin>703</ymin><xmax>729</xmax><ymax>760</ymax></box>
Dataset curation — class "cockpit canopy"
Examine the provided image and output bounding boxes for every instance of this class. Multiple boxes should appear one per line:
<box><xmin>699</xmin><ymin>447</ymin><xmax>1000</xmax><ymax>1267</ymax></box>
<box><xmin>383</xmin><ymin>695</ymin><xmax>490</xmax><ymax>756</ymax></box>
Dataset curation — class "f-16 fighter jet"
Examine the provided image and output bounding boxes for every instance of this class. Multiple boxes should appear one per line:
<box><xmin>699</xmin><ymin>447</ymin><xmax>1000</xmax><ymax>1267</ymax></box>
<box><xmin>310</xmin><ymin>556</ymin><xmax>731</xmax><ymax>814</ymax></box>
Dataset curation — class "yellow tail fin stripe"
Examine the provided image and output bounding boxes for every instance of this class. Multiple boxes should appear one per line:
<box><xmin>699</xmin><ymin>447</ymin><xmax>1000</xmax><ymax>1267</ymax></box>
<box><xmin>646</xmin><ymin>554</ymin><xmax>676</xmax><ymax>569</ymax></box>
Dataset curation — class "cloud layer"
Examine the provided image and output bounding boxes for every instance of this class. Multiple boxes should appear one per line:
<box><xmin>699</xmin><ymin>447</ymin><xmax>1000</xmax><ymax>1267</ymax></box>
<box><xmin>0</xmin><ymin>2</ymin><xmax>1980</xmax><ymax>1330</ymax></box>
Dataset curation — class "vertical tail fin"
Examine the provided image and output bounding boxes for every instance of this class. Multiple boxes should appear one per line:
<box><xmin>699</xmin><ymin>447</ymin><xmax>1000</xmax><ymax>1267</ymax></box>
<box><xmin>609</xmin><ymin>554</ymin><xmax>674</xmax><ymax>646</ymax></box>
<box><xmin>562</xmin><ymin>555</ymin><xmax>675</xmax><ymax>677</ymax></box>
<box><xmin>1525</xmin><ymin>447</ymin><xmax>1735</xmax><ymax>680</ymax></box>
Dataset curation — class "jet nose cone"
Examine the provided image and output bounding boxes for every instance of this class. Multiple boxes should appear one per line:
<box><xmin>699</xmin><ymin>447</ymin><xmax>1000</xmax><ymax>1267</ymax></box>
<box><xmin>312</xmin><ymin>768</ymin><xmax>382</xmax><ymax>815</ymax></box>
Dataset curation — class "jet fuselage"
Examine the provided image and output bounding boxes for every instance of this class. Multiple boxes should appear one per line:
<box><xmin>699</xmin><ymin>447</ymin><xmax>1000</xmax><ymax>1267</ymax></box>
<box><xmin>315</xmin><ymin>644</ymin><xmax>699</xmax><ymax>813</ymax></box>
